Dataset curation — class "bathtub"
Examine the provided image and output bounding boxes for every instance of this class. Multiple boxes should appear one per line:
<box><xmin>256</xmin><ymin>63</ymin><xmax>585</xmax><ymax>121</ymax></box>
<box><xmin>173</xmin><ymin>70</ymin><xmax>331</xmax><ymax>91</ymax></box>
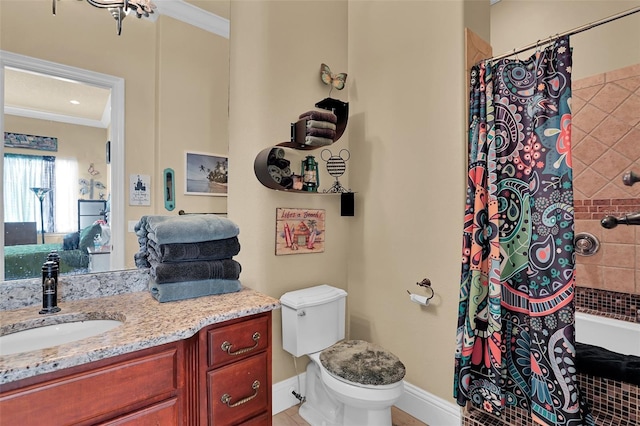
<box><xmin>575</xmin><ymin>312</ymin><xmax>640</xmax><ymax>357</ymax></box>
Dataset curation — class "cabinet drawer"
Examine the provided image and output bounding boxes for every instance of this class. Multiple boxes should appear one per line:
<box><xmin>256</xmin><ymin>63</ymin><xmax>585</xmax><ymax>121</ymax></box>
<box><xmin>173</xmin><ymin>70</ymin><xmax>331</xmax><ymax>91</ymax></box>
<box><xmin>0</xmin><ymin>346</ymin><xmax>180</xmax><ymax>425</ymax></box>
<box><xmin>208</xmin><ymin>353</ymin><xmax>268</xmax><ymax>425</ymax></box>
<box><xmin>207</xmin><ymin>314</ymin><xmax>269</xmax><ymax>368</ymax></box>
<box><xmin>99</xmin><ymin>398</ymin><xmax>179</xmax><ymax>425</ymax></box>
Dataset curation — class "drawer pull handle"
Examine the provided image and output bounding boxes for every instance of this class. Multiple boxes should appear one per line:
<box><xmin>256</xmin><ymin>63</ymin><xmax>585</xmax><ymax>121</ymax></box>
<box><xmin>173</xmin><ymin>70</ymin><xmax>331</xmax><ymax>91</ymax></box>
<box><xmin>221</xmin><ymin>380</ymin><xmax>260</xmax><ymax>408</ymax></box>
<box><xmin>221</xmin><ymin>332</ymin><xmax>261</xmax><ymax>355</ymax></box>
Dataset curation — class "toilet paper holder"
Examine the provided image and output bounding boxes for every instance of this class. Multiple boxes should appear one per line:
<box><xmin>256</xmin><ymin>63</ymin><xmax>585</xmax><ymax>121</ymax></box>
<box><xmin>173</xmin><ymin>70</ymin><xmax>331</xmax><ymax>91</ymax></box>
<box><xmin>407</xmin><ymin>278</ymin><xmax>434</xmax><ymax>306</ymax></box>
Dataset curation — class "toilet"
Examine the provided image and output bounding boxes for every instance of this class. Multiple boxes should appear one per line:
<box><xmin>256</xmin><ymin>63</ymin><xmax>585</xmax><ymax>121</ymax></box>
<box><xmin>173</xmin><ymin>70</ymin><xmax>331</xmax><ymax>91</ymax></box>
<box><xmin>280</xmin><ymin>284</ymin><xmax>405</xmax><ymax>426</ymax></box>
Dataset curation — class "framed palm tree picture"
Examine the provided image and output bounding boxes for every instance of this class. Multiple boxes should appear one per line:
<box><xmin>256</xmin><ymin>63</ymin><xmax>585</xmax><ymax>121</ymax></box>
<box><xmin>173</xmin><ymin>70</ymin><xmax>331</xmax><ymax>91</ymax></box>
<box><xmin>185</xmin><ymin>151</ymin><xmax>228</xmax><ymax>196</ymax></box>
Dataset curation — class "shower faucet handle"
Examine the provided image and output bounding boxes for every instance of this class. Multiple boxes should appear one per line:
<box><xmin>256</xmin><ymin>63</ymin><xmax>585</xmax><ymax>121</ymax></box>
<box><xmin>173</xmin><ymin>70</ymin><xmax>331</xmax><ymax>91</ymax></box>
<box><xmin>622</xmin><ymin>170</ymin><xmax>640</xmax><ymax>186</ymax></box>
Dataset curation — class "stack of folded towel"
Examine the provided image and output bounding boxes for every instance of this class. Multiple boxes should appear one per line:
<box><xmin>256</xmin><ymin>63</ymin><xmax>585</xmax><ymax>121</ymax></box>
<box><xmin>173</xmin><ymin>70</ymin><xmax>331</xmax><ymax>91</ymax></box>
<box><xmin>299</xmin><ymin>109</ymin><xmax>337</xmax><ymax>147</ymax></box>
<box><xmin>134</xmin><ymin>214</ymin><xmax>242</xmax><ymax>302</ymax></box>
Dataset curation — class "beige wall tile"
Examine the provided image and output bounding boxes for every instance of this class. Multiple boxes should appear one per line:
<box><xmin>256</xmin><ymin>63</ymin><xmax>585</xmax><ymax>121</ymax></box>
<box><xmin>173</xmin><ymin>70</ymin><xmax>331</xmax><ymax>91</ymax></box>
<box><xmin>590</xmin><ymin>83</ymin><xmax>631</xmax><ymax>113</ymax></box>
<box><xmin>601</xmin><ymin>222</ymin><xmax>637</xmax><ymax>243</ymax></box>
<box><xmin>591</xmin><ymin>115</ymin><xmax>633</xmax><ymax>147</ymax></box>
<box><xmin>571</xmin><ymin>135</ymin><xmax>607</xmax><ymax>165</ymax></box>
<box><xmin>602</xmin><ymin>243</ymin><xmax>636</xmax><ymax>268</ymax></box>
<box><xmin>590</xmin><ymin>149</ymin><xmax>632</xmax><ymax>180</ymax></box>
<box><xmin>613</xmin><ymin>127</ymin><xmax>640</xmax><ymax>160</ymax></box>
<box><xmin>605</xmin><ymin>63</ymin><xmax>640</xmax><ymax>82</ymax></box>
<box><xmin>615</xmin><ymin>76</ymin><xmax>640</xmax><ymax>92</ymax></box>
<box><xmin>574</xmin><ymin>168</ymin><xmax>609</xmax><ymax>198</ymax></box>
<box><xmin>573</xmin><ymin>103</ymin><xmax>607</xmax><ymax>133</ymax></box>
<box><xmin>602</xmin><ymin>266</ymin><xmax>635</xmax><ymax>293</ymax></box>
<box><xmin>613</xmin><ymin>93</ymin><xmax>640</xmax><ymax>127</ymax></box>
<box><xmin>575</xmin><ymin>263</ymin><xmax>603</xmax><ymax>288</ymax></box>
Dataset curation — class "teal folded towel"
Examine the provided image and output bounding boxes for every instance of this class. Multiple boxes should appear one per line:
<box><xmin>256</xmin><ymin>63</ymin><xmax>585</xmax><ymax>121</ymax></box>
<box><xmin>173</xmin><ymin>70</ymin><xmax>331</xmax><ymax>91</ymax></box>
<box><xmin>135</xmin><ymin>214</ymin><xmax>239</xmax><ymax>245</ymax></box>
<box><xmin>149</xmin><ymin>278</ymin><xmax>242</xmax><ymax>302</ymax></box>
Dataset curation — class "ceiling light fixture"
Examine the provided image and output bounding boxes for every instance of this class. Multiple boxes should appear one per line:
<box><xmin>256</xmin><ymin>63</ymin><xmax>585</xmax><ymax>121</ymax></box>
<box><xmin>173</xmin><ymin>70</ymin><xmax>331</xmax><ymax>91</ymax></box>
<box><xmin>70</xmin><ymin>100</ymin><xmax>80</xmax><ymax>105</ymax></box>
<box><xmin>52</xmin><ymin>0</ymin><xmax>156</xmax><ymax>36</ymax></box>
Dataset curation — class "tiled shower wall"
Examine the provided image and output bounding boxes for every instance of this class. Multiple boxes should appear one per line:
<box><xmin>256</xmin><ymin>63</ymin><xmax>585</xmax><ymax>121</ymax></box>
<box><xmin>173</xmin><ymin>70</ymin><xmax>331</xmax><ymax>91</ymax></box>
<box><xmin>573</xmin><ymin>63</ymin><xmax>640</xmax><ymax>295</ymax></box>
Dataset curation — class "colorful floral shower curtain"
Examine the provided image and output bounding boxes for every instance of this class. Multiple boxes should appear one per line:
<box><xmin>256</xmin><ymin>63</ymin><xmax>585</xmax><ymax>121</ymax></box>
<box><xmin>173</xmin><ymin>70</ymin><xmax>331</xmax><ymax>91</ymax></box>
<box><xmin>453</xmin><ymin>36</ymin><xmax>593</xmax><ymax>426</ymax></box>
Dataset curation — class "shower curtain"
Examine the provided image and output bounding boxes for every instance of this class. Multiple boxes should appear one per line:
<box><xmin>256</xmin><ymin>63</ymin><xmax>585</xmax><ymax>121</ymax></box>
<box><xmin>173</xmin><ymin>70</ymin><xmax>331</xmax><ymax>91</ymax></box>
<box><xmin>453</xmin><ymin>36</ymin><xmax>593</xmax><ymax>426</ymax></box>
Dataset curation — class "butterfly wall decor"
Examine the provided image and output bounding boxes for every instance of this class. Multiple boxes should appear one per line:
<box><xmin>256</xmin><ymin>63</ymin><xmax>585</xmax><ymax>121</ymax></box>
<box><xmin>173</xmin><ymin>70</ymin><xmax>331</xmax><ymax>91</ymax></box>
<box><xmin>88</xmin><ymin>163</ymin><xmax>100</xmax><ymax>176</ymax></box>
<box><xmin>320</xmin><ymin>63</ymin><xmax>347</xmax><ymax>95</ymax></box>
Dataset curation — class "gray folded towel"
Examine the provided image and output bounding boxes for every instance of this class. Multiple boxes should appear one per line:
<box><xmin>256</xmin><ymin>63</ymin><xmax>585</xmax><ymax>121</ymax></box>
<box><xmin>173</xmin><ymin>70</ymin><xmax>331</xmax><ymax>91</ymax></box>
<box><xmin>306</xmin><ymin>119</ymin><xmax>337</xmax><ymax>130</ymax></box>
<box><xmin>307</xmin><ymin>127</ymin><xmax>336</xmax><ymax>140</ymax></box>
<box><xmin>149</xmin><ymin>278</ymin><xmax>242</xmax><ymax>302</ymax></box>
<box><xmin>135</xmin><ymin>214</ymin><xmax>239</xmax><ymax>245</ymax></box>
<box><xmin>147</xmin><ymin>237</ymin><xmax>240</xmax><ymax>263</ymax></box>
<box><xmin>305</xmin><ymin>135</ymin><xmax>333</xmax><ymax>147</ymax></box>
<box><xmin>299</xmin><ymin>110</ymin><xmax>337</xmax><ymax>124</ymax></box>
<box><xmin>150</xmin><ymin>258</ymin><xmax>241</xmax><ymax>284</ymax></box>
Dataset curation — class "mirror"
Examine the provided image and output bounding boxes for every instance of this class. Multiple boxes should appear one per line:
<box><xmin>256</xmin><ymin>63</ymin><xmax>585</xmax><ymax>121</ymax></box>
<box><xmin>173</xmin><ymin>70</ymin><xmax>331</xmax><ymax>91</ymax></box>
<box><xmin>1</xmin><ymin>1</ymin><xmax>230</xmax><ymax>282</ymax></box>
<box><xmin>1</xmin><ymin>51</ymin><xmax>125</xmax><ymax>280</ymax></box>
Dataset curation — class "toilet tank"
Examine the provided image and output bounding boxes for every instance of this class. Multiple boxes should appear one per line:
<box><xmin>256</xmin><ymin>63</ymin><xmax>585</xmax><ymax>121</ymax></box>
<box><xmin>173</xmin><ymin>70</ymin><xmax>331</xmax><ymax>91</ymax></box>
<box><xmin>280</xmin><ymin>285</ymin><xmax>347</xmax><ymax>357</ymax></box>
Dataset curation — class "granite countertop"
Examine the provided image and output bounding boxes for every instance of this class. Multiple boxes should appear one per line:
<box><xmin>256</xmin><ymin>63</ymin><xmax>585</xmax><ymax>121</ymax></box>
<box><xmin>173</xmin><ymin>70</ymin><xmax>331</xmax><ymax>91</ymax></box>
<box><xmin>0</xmin><ymin>287</ymin><xmax>280</xmax><ymax>385</ymax></box>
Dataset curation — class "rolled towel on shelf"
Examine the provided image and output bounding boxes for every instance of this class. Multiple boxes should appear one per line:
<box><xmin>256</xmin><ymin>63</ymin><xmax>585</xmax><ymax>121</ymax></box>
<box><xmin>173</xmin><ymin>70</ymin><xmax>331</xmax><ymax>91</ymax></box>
<box><xmin>149</xmin><ymin>278</ymin><xmax>242</xmax><ymax>303</ymax></box>
<box><xmin>147</xmin><ymin>237</ymin><xmax>240</xmax><ymax>263</ymax></box>
<box><xmin>299</xmin><ymin>109</ymin><xmax>337</xmax><ymax>124</ymax></box>
<box><xmin>136</xmin><ymin>214</ymin><xmax>239</xmax><ymax>245</ymax></box>
<box><xmin>307</xmin><ymin>127</ymin><xmax>336</xmax><ymax>140</ymax></box>
<box><xmin>306</xmin><ymin>119</ymin><xmax>337</xmax><ymax>130</ymax></box>
<box><xmin>150</xmin><ymin>258</ymin><xmax>242</xmax><ymax>284</ymax></box>
<box><xmin>305</xmin><ymin>135</ymin><xmax>334</xmax><ymax>147</ymax></box>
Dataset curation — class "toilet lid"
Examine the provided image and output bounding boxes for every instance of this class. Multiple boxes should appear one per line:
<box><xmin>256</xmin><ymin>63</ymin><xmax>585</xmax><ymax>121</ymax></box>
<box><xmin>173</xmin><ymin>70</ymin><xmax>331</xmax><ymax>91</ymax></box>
<box><xmin>319</xmin><ymin>340</ymin><xmax>406</xmax><ymax>386</ymax></box>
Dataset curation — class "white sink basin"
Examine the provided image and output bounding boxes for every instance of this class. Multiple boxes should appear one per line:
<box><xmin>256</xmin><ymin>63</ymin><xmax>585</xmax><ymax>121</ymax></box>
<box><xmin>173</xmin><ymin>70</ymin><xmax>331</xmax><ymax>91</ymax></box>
<box><xmin>0</xmin><ymin>320</ymin><xmax>123</xmax><ymax>356</ymax></box>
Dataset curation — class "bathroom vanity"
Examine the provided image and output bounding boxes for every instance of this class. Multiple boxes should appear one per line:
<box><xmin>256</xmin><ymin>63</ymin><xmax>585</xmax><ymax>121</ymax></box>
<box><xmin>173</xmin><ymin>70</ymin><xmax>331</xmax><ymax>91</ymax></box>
<box><xmin>0</xmin><ymin>277</ymin><xmax>279</xmax><ymax>425</ymax></box>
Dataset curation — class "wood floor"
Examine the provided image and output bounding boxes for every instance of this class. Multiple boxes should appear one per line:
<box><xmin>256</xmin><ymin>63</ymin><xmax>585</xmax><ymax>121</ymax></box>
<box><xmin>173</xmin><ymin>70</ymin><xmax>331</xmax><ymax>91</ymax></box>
<box><xmin>273</xmin><ymin>405</ymin><xmax>428</xmax><ymax>426</ymax></box>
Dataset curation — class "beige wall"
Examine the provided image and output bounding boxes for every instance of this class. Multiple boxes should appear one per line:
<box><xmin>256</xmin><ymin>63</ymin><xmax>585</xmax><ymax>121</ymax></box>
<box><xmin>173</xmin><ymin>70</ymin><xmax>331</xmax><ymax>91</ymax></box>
<box><xmin>229</xmin><ymin>0</ymin><xmax>484</xmax><ymax>404</ymax></box>
<box><xmin>491</xmin><ymin>0</ymin><xmax>640</xmax><ymax>80</ymax></box>
<box><xmin>228</xmin><ymin>0</ymin><xmax>350</xmax><ymax>385</ymax></box>
<box><xmin>1</xmin><ymin>1</ymin><xmax>229</xmax><ymax>268</ymax></box>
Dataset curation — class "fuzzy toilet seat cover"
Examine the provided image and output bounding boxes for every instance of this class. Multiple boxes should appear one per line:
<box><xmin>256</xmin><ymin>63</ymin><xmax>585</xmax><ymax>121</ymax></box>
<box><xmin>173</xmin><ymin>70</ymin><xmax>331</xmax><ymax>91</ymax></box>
<box><xmin>319</xmin><ymin>340</ymin><xmax>406</xmax><ymax>386</ymax></box>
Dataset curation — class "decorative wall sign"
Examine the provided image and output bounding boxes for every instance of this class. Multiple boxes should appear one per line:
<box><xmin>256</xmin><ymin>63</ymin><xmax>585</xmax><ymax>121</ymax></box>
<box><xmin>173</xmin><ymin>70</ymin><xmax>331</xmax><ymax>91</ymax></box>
<box><xmin>4</xmin><ymin>132</ymin><xmax>58</xmax><ymax>152</ymax></box>
<box><xmin>129</xmin><ymin>174</ymin><xmax>151</xmax><ymax>206</ymax></box>
<box><xmin>276</xmin><ymin>208</ymin><xmax>325</xmax><ymax>255</ymax></box>
<box><xmin>185</xmin><ymin>151</ymin><xmax>228</xmax><ymax>196</ymax></box>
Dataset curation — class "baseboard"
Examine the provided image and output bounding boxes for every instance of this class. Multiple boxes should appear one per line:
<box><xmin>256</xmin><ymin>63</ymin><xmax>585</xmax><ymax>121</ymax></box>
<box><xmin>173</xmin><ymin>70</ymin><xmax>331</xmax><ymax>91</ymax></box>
<box><xmin>272</xmin><ymin>373</ymin><xmax>307</xmax><ymax>415</ymax></box>
<box><xmin>395</xmin><ymin>381</ymin><xmax>461</xmax><ymax>425</ymax></box>
<box><xmin>272</xmin><ymin>375</ymin><xmax>461</xmax><ymax>425</ymax></box>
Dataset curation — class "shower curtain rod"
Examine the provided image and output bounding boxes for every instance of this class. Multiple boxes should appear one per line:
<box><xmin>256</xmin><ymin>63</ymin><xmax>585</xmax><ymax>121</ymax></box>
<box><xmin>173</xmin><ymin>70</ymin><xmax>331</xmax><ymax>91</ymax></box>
<box><xmin>487</xmin><ymin>6</ymin><xmax>640</xmax><ymax>63</ymax></box>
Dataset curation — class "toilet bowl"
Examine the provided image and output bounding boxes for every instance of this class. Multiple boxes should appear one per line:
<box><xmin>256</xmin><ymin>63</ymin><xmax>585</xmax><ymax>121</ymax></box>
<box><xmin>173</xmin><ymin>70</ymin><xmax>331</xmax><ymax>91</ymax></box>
<box><xmin>280</xmin><ymin>285</ymin><xmax>406</xmax><ymax>426</ymax></box>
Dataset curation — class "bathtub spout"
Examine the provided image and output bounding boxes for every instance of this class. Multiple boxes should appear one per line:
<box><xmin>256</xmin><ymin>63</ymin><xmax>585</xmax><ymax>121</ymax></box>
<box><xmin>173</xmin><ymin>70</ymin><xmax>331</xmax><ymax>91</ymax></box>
<box><xmin>601</xmin><ymin>211</ymin><xmax>640</xmax><ymax>229</ymax></box>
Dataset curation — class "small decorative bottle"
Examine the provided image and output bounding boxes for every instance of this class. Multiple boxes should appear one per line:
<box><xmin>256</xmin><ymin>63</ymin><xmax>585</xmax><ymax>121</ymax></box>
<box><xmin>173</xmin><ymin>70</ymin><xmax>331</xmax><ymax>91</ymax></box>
<box><xmin>40</xmin><ymin>260</ymin><xmax>61</xmax><ymax>314</ymax></box>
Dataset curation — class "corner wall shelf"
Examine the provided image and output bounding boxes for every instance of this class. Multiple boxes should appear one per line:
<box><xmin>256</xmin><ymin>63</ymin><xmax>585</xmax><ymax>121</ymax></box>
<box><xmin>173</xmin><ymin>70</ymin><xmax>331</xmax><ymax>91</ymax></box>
<box><xmin>253</xmin><ymin>97</ymin><xmax>354</xmax><ymax>215</ymax></box>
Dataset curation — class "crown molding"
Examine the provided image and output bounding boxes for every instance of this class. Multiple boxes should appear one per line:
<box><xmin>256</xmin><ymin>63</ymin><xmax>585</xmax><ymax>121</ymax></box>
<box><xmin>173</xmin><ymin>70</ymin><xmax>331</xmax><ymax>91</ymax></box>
<box><xmin>153</xmin><ymin>0</ymin><xmax>229</xmax><ymax>39</ymax></box>
<box><xmin>4</xmin><ymin>106</ymin><xmax>109</xmax><ymax>128</ymax></box>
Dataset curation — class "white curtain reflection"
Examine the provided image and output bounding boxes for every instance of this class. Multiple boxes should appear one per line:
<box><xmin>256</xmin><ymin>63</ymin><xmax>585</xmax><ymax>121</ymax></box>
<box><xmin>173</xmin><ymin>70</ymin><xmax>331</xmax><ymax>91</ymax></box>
<box><xmin>55</xmin><ymin>157</ymin><xmax>78</xmax><ymax>233</ymax></box>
